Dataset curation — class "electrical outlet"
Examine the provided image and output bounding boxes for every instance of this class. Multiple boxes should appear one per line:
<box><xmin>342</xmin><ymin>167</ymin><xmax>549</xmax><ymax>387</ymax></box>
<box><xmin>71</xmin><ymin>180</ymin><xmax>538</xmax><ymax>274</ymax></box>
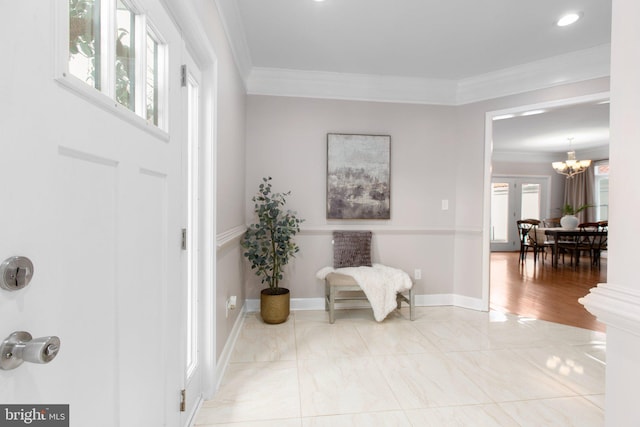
<box><xmin>414</xmin><ymin>269</ymin><xmax>422</xmax><ymax>280</ymax></box>
<box><xmin>226</xmin><ymin>296</ymin><xmax>237</xmax><ymax>319</ymax></box>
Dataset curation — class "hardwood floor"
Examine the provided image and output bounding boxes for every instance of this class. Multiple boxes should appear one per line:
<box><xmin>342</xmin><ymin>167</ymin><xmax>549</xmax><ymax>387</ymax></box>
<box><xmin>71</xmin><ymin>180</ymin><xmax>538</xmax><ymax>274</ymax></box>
<box><xmin>490</xmin><ymin>251</ymin><xmax>606</xmax><ymax>332</ymax></box>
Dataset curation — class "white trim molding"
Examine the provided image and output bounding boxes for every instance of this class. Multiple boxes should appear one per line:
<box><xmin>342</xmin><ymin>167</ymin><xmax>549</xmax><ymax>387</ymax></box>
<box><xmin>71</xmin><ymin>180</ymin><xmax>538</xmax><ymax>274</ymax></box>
<box><xmin>580</xmin><ymin>283</ymin><xmax>640</xmax><ymax>337</ymax></box>
<box><xmin>299</xmin><ymin>225</ymin><xmax>478</xmax><ymax>236</ymax></box>
<box><xmin>213</xmin><ymin>303</ymin><xmax>246</xmax><ymax>393</ymax></box>
<box><xmin>213</xmin><ymin>0</ymin><xmax>252</xmax><ymax>82</ymax></box>
<box><xmin>242</xmin><ymin>45</ymin><xmax>610</xmax><ymax>106</ymax></box>
<box><xmin>244</xmin><ymin>294</ymin><xmax>485</xmax><ymax>313</ymax></box>
<box><xmin>248</xmin><ymin>67</ymin><xmax>458</xmax><ymax>105</ymax></box>
<box><xmin>457</xmin><ymin>44</ymin><xmax>611</xmax><ymax>105</ymax></box>
<box><xmin>216</xmin><ymin>225</ymin><xmax>246</xmax><ymax>249</ymax></box>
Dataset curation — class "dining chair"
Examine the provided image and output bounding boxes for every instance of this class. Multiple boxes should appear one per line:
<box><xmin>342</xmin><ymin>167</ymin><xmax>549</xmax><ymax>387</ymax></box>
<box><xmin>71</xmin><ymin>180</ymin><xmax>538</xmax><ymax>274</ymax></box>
<box><xmin>592</xmin><ymin>221</ymin><xmax>608</xmax><ymax>268</ymax></box>
<box><xmin>560</xmin><ymin>222</ymin><xmax>601</xmax><ymax>267</ymax></box>
<box><xmin>517</xmin><ymin>219</ymin><xmax>553</xmax><ymax>264</ymax></box>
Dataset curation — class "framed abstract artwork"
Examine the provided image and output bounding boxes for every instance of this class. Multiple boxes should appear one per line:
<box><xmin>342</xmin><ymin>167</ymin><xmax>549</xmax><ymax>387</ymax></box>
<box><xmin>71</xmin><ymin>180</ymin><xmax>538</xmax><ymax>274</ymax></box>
<box><xmin>326</xmin><ymin>133</ymin><xmax>391</xmax><ymax>219</ymax></box>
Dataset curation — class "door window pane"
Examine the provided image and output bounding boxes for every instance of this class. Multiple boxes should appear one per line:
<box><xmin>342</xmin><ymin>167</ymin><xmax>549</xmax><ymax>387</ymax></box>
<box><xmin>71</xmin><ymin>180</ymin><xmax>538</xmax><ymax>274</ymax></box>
<box><xmin>69</xmin><ymin>0</ymin><xmax>101</xmax><ymax>89</ymax></box>
<box><xmin>146</xmin><ymin>33</ymin><xmax>159</xmax><ymax>125</ymax></box>
<box><xmin>491</xmin><ymin>183</ymin><xmax>509</xmax><ymax>242</ymax></box>
<box><xmin>67</xmin><ymin>0</ymin><xmax>167</xmax><ymax>129</ymax></box>
<box><xmin>521</xmin><ymin>183</ymin><xmax>540</xmax><ymax>220</ymax></box>
<box><xmin>116</xmin><ymin>0</ymin><xmax>135</xmax><ymax>110</ymax></box>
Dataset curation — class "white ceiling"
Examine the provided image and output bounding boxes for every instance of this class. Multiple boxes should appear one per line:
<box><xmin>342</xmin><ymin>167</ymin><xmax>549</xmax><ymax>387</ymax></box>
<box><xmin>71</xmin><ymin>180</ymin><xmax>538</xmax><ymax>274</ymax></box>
<box><xmin>493</xmin><ymin>100</ymin><xmax>610</xmax><ymax>157</ymax></box>
<box><xmin>216</xmin><ymin>0</ymin><xmax>612</xmax><ymax>155</ymax></box>
<box><xmin>235</xmin><ymin>0</ymin><xmax>611</xmax><ymax>80</ymax></box>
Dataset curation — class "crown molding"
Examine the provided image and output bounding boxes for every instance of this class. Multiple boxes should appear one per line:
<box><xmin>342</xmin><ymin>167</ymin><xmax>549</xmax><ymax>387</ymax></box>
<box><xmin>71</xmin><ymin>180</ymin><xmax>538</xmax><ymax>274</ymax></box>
<box><xmin>246</xmin><ymin>45</ymin><xmax>610</xmax><ymax>105</ymax></box>
<box><xmin>457</xmin><ymin>44</ymin><xmax>611</xmax><ymax>104</ymax></box>
<box><xmin>247</xmin><ymin>68</ymin><xmax>459</xmax><ymax>105</ymax></box>
<box><xmin>214</xmin><ymin>0</ymin><xmax>253</xmax><ymax>82</ymax></box>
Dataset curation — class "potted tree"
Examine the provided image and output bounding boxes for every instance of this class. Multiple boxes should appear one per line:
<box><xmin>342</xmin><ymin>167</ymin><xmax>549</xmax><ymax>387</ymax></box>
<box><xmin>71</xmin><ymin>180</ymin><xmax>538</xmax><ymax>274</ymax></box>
<box><xmin>242</xmin><ymin>177</ymin><xmax>304</xmax><ymax>324</ymax></box>
<box><xmin>560</xmin><ymin>203</ymin><xmax>591</xmax><ymax>229</ymax></box>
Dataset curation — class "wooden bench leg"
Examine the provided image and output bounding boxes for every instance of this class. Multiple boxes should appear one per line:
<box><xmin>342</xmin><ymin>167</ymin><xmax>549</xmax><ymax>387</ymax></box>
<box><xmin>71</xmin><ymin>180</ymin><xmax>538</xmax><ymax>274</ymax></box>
<box><xmin>324</xmin><ymin>281</ymin><xmax>329</xmax><ymax>312</ymax></box>
<box><xmin>409</xmin><ymin>288</ymin><xmax>415</xmax><ymax>321</ymax></box>
<box><xmin>329</xmin><ymin>285</ymin><xmax>336</xmax><ymax>324</ymax></box>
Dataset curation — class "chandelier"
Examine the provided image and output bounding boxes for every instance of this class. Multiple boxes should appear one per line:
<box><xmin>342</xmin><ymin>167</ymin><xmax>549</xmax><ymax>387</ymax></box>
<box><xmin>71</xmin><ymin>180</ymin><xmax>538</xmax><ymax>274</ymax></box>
<box><xmin>551</xmin><ymin>138</ymin><xmax>591</xmax><ymax>178</ymax></box>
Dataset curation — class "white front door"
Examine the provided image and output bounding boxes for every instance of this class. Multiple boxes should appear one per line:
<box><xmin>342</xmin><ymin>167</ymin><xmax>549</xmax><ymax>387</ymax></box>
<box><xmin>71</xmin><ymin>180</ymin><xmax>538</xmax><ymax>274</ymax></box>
<box><xmin>0</xmin><ymin>3</ymin><xmax>182</xmax><ymax>426</ymax></box>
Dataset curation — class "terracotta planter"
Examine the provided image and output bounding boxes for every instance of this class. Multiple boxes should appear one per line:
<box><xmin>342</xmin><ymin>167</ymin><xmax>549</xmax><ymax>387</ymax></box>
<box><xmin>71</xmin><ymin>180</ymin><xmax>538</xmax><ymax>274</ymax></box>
<box><xmin>260</xmin><ymin>288</ymin><xmax>290</xmax><ymax>324</ymax></box>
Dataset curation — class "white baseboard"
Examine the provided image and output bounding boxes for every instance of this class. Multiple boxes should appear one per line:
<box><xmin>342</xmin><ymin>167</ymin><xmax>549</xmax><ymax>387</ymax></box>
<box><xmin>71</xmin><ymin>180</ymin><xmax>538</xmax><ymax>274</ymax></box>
<box><xmin>185</xmin><ymin>395</ymin><xmax>204</xmax><ymax>427</ymax></box>
<box><xmin>213</xmin><ymin>303</ymin><xmax>246</xmax><ymax>392</ymax></box>
<box><xmin>244</xmin><ymin>294</ymin><xmax>486</xmax><ymax>312</ymax></box>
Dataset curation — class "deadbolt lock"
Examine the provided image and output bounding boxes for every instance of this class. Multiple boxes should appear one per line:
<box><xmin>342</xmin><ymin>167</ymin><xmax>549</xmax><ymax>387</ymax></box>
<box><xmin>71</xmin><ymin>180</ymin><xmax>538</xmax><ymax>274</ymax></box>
<box><xmin>0</xmin><ymin>256</ymin><xmax>34</xmax><ymax>291</ymax></box>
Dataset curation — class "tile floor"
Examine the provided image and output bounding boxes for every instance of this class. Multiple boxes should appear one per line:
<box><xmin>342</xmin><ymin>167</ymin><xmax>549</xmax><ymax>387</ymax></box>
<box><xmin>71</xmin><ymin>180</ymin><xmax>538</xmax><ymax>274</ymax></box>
<box><xmin>195</xmin><ymin>306</ymin><xmax>605</xmax><ymax>426</ymax></box>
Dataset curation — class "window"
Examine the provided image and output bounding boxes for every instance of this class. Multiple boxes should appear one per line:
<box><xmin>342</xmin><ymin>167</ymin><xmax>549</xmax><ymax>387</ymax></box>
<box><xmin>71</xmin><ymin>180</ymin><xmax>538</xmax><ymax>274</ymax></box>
<box><xmin>69</xmin><ymin>0</ymin><xmax>101</xmax><ymax>90</ymax></box>
<box><xmin>115</xmin><ymin>0</ymin><xmax>136</xmax><ymax>110</ymax></box>
<box><xmin>145</xmin><ymin>31</ymin><xmax>160</xmax><ymax>125</ymax></box>
<box><xmin>594</xmin><ymin>160</ymin><xmax>609</xmax><ymax>221</ymax></box>
<box><xmin>67</xmin><ymin>0</ymin><xmax>166</xmax><ymax>129</ymax></box>
<box><xmin>521</xmin><ymin>183</ymin><xmax>541</xmax><ymax>220</ymax></box>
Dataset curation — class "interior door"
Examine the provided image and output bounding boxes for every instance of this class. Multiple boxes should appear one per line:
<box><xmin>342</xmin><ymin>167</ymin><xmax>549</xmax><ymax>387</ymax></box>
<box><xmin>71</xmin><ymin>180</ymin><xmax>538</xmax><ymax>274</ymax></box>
<box><xmin>180</xmin><ymin>52</ymin><xmax>205</xmax><ymax>425</ymax></box>
<box><xmin>0</xmin><ymin>3</ymin><xmax>182</xmax><ymax>426</ymax></box>
<box><xmin>490</xmin><ymin>177</ymin><xmax>549</xmax><ymax>251</ymax></box>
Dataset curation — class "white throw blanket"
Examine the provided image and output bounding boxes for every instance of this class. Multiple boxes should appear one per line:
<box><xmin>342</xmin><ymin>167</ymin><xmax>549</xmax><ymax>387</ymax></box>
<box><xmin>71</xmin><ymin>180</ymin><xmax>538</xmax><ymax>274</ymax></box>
<box><xmin>316</xmin><ymin>263</ymin><xmax>412</xmax><ymax>322</ymax></box>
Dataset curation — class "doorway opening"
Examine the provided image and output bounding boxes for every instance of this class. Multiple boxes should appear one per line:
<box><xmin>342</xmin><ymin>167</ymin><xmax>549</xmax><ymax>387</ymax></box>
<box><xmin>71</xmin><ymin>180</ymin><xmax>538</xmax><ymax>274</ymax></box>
<box><xmin>482</xmin><ymin>92</ymin><xmax>610</xmax><ymax>330</ymax></box>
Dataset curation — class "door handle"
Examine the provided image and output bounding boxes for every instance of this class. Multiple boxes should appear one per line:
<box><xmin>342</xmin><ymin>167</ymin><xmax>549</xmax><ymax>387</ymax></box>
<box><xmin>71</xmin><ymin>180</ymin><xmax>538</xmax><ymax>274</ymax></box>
<box><xmin>0</xmin><ymin>256</ymin><xmax>34</xmax><ymax>291</ymax></box>
<box><xmin>0</xmin><ymin>331</ymin><xmax>60</xmax><ymax>370</ymax></box>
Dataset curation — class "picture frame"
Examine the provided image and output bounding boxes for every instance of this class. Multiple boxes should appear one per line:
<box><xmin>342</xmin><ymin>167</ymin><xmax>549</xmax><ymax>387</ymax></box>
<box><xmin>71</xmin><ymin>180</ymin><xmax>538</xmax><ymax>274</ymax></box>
<box><xmin>327</xmin><ymin>133</ymin><xmax>391</xmax><ymax>219</ymax></box>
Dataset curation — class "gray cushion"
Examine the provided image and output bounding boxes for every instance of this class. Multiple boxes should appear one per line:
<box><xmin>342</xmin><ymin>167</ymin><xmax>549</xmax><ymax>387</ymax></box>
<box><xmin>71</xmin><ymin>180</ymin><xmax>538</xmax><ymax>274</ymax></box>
<box><xmin>333</xmin><ymin>231</ymin><xmax>372</xmax><ymax>268</ymax></box>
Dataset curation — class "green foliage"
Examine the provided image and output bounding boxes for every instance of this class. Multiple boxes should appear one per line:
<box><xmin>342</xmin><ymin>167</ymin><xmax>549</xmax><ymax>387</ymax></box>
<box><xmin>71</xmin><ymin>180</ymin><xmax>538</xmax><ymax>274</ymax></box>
<box><xmin>69</xmin><ymin>0</ymin><xmax>98</xmax><ymax>85</ymax></box>
<box><xmin>562</xmin><ymin>203</ymin><xmax>592</xmax><ymax>215</ymax></box>
<box><xmin>115</xmin><ymin>28</ymin><xmax>134</xmax><ymax>109</ymax></box>
<box><xmin>242</xmin><ymin>177</ymin><xmax>304</xmax><ymax>291</ymax></box>
<box><xmin>69</xmin><ymin>0</ymin><xmax>133</xmax><ymax>106</ymax></box>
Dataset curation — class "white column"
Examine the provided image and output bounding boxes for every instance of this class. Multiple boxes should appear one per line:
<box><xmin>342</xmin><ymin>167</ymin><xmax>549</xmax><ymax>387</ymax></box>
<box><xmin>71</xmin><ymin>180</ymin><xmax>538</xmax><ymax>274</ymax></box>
<box><xmin>580</xmin><ymin>1</ymin><xmax>640</xmax><ymax>426</ymax></box>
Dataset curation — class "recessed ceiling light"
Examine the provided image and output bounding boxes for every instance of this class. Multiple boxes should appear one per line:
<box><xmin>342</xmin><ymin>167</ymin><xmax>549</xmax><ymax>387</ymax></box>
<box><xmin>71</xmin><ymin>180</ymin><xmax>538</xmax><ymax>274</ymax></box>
<box><xmin>313</xmin><ymin>0</ymin><xmax>326</xmax><ymax>2</ymax></box>
<box><xmin>557</xmin><ymin>13</ymin><xmax>581</xmax><ymax>27</ymax></box>
<box><xmin>493</xmin><ymin>114</ymin><xmax>515</xmax><ymax>121</ymax></box>
<box><xmin>521</xmin><ymin>109</ymin><xmax>546</xmax><ymax>116</ymax></box>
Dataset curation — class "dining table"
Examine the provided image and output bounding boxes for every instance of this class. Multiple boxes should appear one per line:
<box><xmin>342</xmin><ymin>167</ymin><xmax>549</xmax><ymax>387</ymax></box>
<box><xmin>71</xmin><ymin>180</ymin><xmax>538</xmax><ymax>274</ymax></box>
<box><xmin>541</xmin><ymin>227</ymin><xmax>608</xmax><ymax>267</ymax></box>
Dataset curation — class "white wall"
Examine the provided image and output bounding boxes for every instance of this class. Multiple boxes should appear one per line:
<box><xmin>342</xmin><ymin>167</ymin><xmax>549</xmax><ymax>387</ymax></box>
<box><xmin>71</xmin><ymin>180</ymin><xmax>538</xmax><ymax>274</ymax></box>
<box><xmin>245</xmin><ymin>96</ymin><xmax>459</xmax><ymax>302</ymax></box>
<box><xmin>242</xmin><ymin>79</ymin><xmax>610</xmax><ymax>308</ymax></box>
